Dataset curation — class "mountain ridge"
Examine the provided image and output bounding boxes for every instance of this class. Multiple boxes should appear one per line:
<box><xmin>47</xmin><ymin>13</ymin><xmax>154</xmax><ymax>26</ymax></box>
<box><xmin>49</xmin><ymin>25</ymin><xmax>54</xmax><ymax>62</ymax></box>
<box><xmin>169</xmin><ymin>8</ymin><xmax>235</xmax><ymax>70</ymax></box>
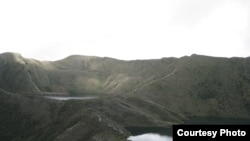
<box><xmin>1</xmin><ymin>52</ymin><xmax>250</xmax><ymax>140</ymax></box>
<box><xmin>0</xmin><ymin>52</ymin><xmax>250</xmax><ymax>118</ymax></box>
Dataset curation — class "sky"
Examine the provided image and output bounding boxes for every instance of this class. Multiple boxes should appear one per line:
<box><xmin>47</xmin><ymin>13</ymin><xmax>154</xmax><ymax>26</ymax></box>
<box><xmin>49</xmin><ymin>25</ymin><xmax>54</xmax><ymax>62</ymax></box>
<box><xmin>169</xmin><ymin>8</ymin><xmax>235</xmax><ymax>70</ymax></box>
<box><xmin>0</xmin><ymin>0</ymin><xmax>249</xmax><ymax>61</ymax></box>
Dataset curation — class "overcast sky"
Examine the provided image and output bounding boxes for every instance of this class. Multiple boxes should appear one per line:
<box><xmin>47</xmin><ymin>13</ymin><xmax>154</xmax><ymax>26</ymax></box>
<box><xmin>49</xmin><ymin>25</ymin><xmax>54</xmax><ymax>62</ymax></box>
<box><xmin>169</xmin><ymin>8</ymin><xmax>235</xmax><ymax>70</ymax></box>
<box><xmin>0</xmin><ymin>0</ymin><xmax>249</xmax><ymax>61</ymax></box>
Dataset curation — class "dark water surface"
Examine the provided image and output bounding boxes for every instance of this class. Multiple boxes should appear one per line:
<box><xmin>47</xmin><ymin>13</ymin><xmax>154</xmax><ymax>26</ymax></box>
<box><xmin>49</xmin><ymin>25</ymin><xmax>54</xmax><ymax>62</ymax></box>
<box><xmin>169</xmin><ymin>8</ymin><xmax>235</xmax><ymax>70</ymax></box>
<box><xmin>183</xmin><ymin>116</ymin><xmax>250</xmax><ymax>124</ymax></box>
<box><xmin>126</xmin><ymin>126</ymin><xmax>172</xmax><ymax>141</ymax></box>
<box><xmin>126</xmin><ymin>117</ymin><xmax>250</xmax><ymax>141</ymax></box>
<box><xmin>125</xmin><ymin>126</ymin><xmax>172</xmax><ymax>136</ymax></box>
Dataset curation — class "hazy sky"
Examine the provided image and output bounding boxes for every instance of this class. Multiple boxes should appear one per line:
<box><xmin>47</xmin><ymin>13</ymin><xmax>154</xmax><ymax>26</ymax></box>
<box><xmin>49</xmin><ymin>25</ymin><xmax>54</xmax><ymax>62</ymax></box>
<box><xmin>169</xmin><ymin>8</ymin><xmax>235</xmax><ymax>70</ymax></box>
<box><xmin>0</xmin><ymin>0</ymin><xmax>249</xmax><ymax>61</ymax></box>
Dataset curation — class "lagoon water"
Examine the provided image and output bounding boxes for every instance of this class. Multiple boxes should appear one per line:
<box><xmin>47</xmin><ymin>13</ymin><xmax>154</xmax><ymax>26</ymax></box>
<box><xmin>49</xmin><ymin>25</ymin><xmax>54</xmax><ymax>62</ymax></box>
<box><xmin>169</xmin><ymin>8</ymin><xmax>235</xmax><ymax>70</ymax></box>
<box><xmin>45</xmin><ymin>96</ymin><xmax>98</xmax><ymax>100</ymax></box>
<box><xmin>127</xmin><ymin>133</ymin><xmax>172</xmax><ymax>141</ymax></box>
<box><xmin>126</xmin><ymin>117</ymin><xmax>250</xmax><ymax>141</ymax></box>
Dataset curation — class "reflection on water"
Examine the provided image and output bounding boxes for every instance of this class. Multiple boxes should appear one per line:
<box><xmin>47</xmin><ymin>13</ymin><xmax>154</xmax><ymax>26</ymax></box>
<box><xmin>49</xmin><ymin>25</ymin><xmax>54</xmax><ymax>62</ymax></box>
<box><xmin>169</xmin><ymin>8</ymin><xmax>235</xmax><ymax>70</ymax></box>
<box><xmin>127</xmin><ymin>133</ymin><xmax>172</xmax><ymax>141</ymax></box>
<box><xmin>45</xmin><ymin>96</ymin><xmax>98</xmax><ymax>100</ymax></box>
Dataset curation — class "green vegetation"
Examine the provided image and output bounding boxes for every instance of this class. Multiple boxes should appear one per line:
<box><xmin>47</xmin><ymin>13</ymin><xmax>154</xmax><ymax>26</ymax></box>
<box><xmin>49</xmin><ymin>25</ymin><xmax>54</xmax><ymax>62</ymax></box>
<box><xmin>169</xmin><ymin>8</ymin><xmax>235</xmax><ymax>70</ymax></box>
<box><xmin>0</xmin><ymin>89</ymin><xmax>180</xmax><ymax>140</ymax></box>
<box><xmin>0</xmin><ymin>52</ymin><xmax>250</xmax><ymax>140</ymax></box>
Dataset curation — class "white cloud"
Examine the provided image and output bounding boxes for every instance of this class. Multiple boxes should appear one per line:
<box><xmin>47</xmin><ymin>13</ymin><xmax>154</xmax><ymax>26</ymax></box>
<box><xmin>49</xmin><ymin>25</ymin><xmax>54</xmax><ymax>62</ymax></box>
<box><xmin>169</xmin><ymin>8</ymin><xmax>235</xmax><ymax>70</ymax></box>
<box><xmin>0</xmin><ymin>0</ymin><xmax>249</xmax><ymax>61</ymax></box>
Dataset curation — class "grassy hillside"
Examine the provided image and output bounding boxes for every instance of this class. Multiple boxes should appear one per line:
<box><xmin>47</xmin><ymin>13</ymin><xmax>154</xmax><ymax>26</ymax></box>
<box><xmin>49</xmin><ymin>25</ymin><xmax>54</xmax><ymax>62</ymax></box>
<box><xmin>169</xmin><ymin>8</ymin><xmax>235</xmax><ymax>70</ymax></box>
<box><xmin>0</xmin><ymin>52</ymin><xmax>250</xmax><ymax>140</ymax></box>
<box><xmin>0</xmin><ymin>52</ymin><xmax>249</xmax><ymax>118</ymax></box>
<box><xmin>0</xmin><ymin>89</ymin><xmax>182</xmax><ymax>141</ymax></box>
<box><xmin>133</xmin><ymin>55</ymin><xmax>250</xmax><ymax>118</ymax></box>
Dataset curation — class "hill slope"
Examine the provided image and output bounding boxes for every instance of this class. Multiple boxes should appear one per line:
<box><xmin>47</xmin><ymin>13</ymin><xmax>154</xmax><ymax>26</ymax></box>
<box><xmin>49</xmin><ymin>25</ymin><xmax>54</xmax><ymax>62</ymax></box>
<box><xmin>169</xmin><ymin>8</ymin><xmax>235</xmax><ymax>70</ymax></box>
<box><xmin>1</xmin><ymin>52</ymin><xmax>250</xmax><ymax>140</ymax></box>
<box><xmin>0</xmin><ymin>88</ymin><xmax>182</xmax><ymax>141</ymax></box>
<box><xmin>0</xmin><ymin>52</ymin><xmax>250</xmax><ymax>118</ymax></box>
